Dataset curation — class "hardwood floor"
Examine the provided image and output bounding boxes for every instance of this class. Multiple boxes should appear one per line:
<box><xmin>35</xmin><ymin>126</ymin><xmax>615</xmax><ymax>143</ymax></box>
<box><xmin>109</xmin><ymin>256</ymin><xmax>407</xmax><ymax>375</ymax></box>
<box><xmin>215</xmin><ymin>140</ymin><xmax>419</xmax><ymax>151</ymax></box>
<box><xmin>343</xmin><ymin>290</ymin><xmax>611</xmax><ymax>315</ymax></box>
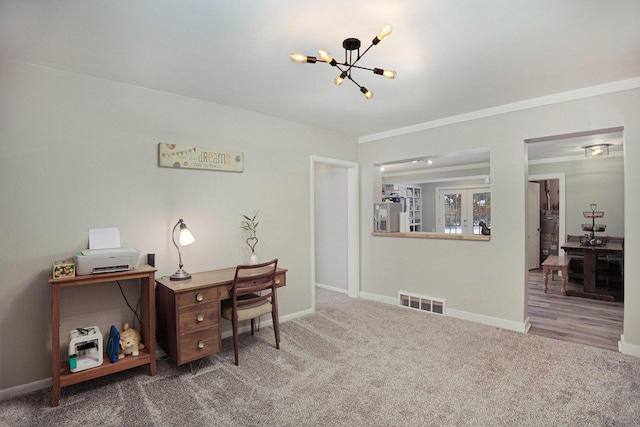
<box><xmin>527</xmin><ymin>268</ymin><xmax>624</xmax><ymax>352</ymax></box>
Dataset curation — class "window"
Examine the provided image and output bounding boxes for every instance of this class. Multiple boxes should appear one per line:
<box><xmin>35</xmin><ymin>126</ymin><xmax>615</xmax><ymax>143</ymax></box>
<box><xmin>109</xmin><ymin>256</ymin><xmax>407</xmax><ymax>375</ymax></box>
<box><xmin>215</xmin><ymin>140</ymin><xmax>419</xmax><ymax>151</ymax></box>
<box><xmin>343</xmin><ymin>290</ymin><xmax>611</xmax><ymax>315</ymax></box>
<box><xmin>437</xmin><ymin>186</ymin><xmax>491</xmax><ymax>235</ymax></box>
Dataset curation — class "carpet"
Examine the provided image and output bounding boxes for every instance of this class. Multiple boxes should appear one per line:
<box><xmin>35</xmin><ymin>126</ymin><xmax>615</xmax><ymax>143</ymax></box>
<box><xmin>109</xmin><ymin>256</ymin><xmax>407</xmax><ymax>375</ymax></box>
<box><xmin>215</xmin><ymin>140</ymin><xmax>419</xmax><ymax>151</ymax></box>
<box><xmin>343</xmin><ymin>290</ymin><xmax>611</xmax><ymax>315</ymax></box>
<box><xmin>1</xmin><ymin>288</ymin><xmax>639</xmax><ymax>426</ymax></box>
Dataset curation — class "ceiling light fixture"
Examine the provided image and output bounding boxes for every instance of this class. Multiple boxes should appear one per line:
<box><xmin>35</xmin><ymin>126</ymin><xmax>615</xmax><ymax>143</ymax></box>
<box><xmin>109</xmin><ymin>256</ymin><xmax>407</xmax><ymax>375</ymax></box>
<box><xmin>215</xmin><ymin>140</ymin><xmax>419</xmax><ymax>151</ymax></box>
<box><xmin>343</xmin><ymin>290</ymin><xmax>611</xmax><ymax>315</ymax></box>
<box><xmin>583</xmin><ymin>144</ymin><xmax>611</xmax><ymax>157</ymax></box>
<box><xmin>290</xmin><ymin>24</ymin><xmax>396</xmax><ymax>99</ymax></box>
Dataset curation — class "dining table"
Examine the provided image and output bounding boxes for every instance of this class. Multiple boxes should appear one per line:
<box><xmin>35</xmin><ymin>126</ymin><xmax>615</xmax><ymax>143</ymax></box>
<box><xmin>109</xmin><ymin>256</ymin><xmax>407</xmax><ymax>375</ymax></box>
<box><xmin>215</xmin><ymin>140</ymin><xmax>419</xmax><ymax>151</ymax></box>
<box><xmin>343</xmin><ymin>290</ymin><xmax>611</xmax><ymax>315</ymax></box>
<box><xmin>561</xmin><ymin>241</ymin><xmax>623</xmax><ymax>301</ymax></box>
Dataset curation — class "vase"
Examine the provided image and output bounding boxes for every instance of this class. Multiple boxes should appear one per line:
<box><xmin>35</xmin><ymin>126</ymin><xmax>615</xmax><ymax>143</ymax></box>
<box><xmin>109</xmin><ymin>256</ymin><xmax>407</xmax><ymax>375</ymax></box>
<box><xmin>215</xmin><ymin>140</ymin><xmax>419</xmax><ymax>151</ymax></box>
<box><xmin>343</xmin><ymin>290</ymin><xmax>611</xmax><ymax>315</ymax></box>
<box><xmin>249</xmin><ymin>252</ymin><xmax>258</xmax><ymax>265</ymax></box>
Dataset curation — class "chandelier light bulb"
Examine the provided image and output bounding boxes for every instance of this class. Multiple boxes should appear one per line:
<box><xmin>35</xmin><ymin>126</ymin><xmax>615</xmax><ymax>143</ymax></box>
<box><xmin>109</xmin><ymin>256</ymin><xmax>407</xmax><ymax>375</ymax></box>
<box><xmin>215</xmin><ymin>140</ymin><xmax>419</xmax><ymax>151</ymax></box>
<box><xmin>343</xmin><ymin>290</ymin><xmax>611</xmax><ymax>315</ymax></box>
<box><xmin>382</xmin><ymin>69</ymin><xmax>397</xmax><ymax>79</ymax></box>
<box><xmin>290</xmin><ymin>52</ymin><xmax>306</xmax><ymax>63</ymax></box>
<box><xmin>334</xmin><ymin>73</ymin><xmax>346</xmax><ymax>86</ymax></box>
<box><xmin>361</xmin><ymin>87</ymin><xmax>373</xmax><ymax>99</ymax></box>
<box><xmin>318</xmin><ymin>49</ymin><xmax>336</xmax><ymax>65</ymax></box>
<box><xmin>374</xmin><ymin>24</ymin><xmax>393</xmax><ymax>44</ymax></box>
<box><xmin>374</xmin><ymin>68</ymin><xmax>397</xmax><ymax>79</ymax></box>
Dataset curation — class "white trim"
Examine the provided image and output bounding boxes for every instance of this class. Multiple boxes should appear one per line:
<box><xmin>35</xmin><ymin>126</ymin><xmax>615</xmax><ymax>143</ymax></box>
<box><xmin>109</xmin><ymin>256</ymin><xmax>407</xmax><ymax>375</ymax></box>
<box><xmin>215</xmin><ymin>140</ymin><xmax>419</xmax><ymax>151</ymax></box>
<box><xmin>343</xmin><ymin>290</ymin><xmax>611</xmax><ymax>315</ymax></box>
<box><xmin>619</xmin><ymin>335</ymin><xmax>640</xmax><ymax>357</ymax></box>
<box><xmin>446</xmin><ymin>308</ymin><xmax>530</xmax><ymax>333</ymax></box>
<box><xmin>316</xmin><ymin>282</ymin><xmax>349</xmax><ymax>294</ymax></box>
<box><xmin>359</xmin><ymin>292</ymin><xmax>529</xmax><ymax>333</ymax></box>
<box><xmin>0</xmin><ymin>378</ymin><xmax>52</xmax><ymax>401</ymax></box>
<box><xmin>359</xmin><ymin>77</ymin><xmax>640</xmax><ymax>144</ymax></box>
<box><xmin>359</xmin><ymin>291</ymin><xmax>397</xmax><ymax>306</ymax></box>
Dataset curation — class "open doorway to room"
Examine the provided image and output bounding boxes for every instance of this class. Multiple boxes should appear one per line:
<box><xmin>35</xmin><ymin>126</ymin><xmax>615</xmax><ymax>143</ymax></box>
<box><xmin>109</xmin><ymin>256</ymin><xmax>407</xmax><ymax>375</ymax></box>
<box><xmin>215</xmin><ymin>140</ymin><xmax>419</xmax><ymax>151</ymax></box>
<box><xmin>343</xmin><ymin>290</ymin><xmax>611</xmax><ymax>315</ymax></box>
<box><xmin>311</xmin><ymin>156</ymin><xmax>359</xmax><ymax>310</ymax></box>
<box><xmin>525</xmin><ymin>128</ymin><xmax>624</xmax><ymax>351</ymax></box>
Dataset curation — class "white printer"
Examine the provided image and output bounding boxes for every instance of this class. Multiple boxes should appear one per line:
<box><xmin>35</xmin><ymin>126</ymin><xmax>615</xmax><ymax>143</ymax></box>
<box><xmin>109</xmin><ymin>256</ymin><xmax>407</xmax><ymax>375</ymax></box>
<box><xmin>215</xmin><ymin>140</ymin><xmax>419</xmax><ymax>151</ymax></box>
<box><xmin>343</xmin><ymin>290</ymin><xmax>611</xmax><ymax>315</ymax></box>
<box><xmin>74</xmin><ymin>248</ymin><xmax>140</xmax><ymax>275</ymax></box>
<box><xmin>74</xmin><ymin>227</ymin><xmax>140</xmax><ymax>275</ymax></box>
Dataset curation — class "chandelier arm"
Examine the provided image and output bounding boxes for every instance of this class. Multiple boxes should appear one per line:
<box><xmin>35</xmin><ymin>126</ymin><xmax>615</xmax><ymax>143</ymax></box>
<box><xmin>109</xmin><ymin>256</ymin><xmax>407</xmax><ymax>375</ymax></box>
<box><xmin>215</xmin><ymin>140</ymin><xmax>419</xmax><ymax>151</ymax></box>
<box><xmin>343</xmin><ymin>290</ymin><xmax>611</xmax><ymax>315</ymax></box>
<box><xmin>346</xmin><ymin>64</ymin><xmax>378</xmax><ymax>72</ymax></box>
<box><xmin>346</xmin><ymin>74</ymin><xmax>364</xmax><ymax>90</ymax></box>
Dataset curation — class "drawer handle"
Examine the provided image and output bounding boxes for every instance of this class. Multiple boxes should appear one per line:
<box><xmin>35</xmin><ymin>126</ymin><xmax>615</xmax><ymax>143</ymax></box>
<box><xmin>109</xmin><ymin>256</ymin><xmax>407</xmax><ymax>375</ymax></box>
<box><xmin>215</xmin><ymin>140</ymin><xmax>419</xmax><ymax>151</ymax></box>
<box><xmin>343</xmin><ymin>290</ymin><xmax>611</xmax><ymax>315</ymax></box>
<box><xmin>195</xmin><ymin>293</ymin><xmax>204</xmax><ymax>302</ymax></box>
<box><xmin>275</xmin><ymin>278</ymin><xmax>280</xmax><ymax>285</ymax></box>
<box><xmin>196</xmin><ymin>313</ymin><xmax>204</xmax><ymax>322</ymax></box>
<box><xmin>197</xmin><ymin>340</ymin><xmax>205</xmax><ymax>349</ymax></box>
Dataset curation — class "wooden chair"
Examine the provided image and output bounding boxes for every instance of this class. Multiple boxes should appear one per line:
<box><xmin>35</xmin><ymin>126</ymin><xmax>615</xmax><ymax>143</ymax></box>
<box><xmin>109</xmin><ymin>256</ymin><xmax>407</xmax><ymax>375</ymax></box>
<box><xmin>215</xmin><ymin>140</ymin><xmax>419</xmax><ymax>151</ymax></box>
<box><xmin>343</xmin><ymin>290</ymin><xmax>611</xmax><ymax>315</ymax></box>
<box><xmin>566</xmin><ymin>235</ymin><xmax>584</xmax><ymax>282</ymax></box>
<box><xmin>606</xmin><ymin>236</ymin><xmax>624</xmax><ymax>286</ymax></box>
<box><xmin>221</xmin><ymin>259</ymin><xmax>280</xmax><ymax>365</ymax></box>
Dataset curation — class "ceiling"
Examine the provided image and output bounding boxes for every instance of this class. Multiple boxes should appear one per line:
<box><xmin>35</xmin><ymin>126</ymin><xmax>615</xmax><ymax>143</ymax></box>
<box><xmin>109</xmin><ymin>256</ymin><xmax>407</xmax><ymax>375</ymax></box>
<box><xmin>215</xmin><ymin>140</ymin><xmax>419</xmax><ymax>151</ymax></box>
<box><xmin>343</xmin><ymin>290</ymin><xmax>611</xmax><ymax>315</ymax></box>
<box><xmin>1</xmin><ymin>0</ymin><xmax>639</xmax><ymax>146</ymax></box>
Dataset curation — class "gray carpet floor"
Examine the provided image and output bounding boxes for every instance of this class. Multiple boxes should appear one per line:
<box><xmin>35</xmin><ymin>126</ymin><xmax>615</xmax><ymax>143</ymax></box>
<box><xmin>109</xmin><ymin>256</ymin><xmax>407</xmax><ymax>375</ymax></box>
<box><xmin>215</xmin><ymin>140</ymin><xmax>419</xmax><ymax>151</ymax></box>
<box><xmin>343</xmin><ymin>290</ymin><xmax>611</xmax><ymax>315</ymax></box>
<box><xmin>1</xmin><ymin>287</ymin><xmax>640</xmax><ymax>426</ymax></box>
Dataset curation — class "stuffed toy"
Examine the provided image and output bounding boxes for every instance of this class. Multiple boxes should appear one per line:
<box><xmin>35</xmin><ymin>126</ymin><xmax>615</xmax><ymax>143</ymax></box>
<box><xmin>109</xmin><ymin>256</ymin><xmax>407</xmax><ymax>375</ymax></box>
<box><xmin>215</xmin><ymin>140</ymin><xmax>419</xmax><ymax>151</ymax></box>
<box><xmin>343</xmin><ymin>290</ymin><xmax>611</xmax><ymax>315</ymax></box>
<box><xmin>117</xmin><ymin>323</ymin><xmax>145</xmax><ymax>358</ymax></box>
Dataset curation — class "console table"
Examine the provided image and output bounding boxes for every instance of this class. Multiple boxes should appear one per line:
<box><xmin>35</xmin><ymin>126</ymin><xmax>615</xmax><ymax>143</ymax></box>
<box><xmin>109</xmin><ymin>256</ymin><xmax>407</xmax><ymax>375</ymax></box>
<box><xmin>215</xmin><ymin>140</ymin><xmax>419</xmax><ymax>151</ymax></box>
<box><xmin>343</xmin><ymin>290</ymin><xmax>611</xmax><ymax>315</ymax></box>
<box><xmin>155</xmin><ymin>266</ymin><xmax>287</xmax><ymax>366</ymax></box>
<box><xmin>49</xmin><ymin>265</ymin><xmax>157</xmax><ymax>407</ymax></box>
<box><xmin>561</xmin><ymin>242</ymin><xmax>623</xmax><ymax>301</ymax></box>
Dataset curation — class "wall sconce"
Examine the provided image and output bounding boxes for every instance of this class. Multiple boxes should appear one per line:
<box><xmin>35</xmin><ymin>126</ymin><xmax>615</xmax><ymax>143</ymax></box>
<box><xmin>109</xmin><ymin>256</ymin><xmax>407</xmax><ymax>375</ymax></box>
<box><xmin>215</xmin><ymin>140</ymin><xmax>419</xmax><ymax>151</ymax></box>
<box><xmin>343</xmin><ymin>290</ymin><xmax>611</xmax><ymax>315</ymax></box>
<box><xmin>583</xmin><ymin>144</ymin><xmax>611</xmax><ymax>157</ymax></box>
<box><xmin>170</xmin><ymin>219</ymin><xmax>195</xmax><ymax>281</ymax></box>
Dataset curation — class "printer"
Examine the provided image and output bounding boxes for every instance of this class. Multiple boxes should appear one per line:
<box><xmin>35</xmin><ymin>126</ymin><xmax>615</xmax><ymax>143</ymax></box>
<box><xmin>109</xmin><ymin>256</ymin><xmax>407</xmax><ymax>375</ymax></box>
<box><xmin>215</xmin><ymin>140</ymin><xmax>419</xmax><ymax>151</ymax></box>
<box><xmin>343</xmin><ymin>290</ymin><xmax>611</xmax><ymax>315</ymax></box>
<box><xmin>74</xmin><ymin>248</ymin><xmax>140</xmax><ymax>275</ymax></box>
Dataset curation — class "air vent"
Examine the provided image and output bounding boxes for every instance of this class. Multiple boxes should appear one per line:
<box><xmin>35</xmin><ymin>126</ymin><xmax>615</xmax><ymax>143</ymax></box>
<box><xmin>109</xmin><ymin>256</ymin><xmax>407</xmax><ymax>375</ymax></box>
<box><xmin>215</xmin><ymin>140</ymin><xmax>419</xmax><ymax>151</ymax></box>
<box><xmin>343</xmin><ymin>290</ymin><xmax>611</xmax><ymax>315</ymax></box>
<box><xmin>398</xmin><ymin>291</ymin><xmax>445</xmax><ymax>315</ymax></box>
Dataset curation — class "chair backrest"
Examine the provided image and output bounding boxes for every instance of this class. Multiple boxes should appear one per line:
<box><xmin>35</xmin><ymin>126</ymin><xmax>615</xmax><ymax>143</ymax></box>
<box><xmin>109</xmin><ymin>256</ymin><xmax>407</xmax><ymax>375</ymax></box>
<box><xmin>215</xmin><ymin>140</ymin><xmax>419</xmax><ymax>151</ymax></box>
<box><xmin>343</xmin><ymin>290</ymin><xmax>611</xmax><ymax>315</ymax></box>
<box><xmin>231</xmin><ymin>259</ymin><xmax>279</xmax><ymax>309</ymax></box>
<box><xmin>607</xmin><ymin>236</ymin><xmax>624</xmax><ymax>246</ymax></box>
<box><xmin>566</xmin><ymin>234</ymin><xmax>583</xmax><ymax>242</ymax></box>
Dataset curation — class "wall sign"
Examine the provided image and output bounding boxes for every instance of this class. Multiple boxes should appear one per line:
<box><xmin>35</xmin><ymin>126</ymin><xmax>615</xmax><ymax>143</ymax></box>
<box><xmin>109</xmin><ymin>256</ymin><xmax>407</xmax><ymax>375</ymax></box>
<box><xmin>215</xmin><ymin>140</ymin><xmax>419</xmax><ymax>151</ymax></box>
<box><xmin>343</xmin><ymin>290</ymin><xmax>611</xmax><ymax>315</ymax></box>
<box><xmin>158</xmin><ymin>143</ymin><xmax>244</xmax><ymax>172</ymax></box>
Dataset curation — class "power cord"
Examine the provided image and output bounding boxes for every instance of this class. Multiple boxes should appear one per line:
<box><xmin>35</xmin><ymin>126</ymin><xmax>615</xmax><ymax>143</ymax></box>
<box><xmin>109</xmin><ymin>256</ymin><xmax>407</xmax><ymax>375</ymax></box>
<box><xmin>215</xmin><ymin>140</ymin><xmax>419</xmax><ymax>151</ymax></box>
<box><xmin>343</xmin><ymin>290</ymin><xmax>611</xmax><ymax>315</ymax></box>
<box><xmin>116</xmin><ymin>280</ymin><xmax>142</xmax><ymax>330</ymax></box>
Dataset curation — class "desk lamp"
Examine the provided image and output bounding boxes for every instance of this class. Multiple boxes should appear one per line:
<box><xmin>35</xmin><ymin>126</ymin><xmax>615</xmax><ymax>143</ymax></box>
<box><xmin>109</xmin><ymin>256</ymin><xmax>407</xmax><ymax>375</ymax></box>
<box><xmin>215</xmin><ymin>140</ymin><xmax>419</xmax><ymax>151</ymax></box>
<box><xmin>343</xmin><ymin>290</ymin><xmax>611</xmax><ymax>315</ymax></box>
<box><xmin>170</xmin><ymin>219</ymin><xmax>195</xmax><ymax>281</ymax></box>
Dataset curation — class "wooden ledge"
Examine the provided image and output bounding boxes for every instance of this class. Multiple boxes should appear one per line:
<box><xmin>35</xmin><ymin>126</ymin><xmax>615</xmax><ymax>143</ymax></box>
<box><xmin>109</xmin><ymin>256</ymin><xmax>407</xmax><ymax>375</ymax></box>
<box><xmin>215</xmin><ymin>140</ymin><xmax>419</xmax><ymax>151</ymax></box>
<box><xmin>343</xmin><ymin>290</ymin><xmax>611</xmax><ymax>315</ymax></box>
<box><xmin>371</xmin><ymin>232</ymin><xmax>490</xmax><ymax>241</ymax></box>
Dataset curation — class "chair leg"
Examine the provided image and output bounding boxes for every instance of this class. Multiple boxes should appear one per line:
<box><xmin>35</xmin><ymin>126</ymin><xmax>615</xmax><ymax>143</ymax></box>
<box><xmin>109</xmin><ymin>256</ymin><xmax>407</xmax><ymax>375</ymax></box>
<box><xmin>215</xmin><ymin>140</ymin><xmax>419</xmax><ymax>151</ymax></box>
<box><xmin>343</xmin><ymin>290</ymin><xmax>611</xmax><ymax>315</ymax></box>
<box><xmin>232</xmin><ymin>316</ymin><xmax>239</xmax><ymax>366</ymax></box>
<box><xmin>272</xmin><ymin>306</ymin><xmax>280</xmax><ymax>350</ymax></box>
<box><xmin>251</xmin><ymin>318</ymin><xmax>255</xmax><ymax>335</ymax></box>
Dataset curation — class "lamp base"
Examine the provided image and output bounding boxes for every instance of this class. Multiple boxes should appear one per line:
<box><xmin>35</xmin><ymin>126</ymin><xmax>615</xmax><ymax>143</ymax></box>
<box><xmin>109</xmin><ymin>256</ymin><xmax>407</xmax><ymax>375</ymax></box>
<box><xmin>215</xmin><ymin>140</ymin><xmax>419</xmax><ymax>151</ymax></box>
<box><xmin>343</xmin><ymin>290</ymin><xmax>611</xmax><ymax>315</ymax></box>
<box><xmin>170</xmin><ymin>268</ymin><xmax>191</xmax><ymax>281</ymax></box>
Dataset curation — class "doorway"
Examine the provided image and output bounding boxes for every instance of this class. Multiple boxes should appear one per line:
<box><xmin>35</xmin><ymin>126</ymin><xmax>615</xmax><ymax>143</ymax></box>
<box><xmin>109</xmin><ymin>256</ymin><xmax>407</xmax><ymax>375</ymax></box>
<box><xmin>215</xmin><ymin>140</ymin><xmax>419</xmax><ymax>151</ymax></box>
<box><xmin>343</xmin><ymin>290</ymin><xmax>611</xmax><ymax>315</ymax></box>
<box><xmin>525</xmin><ymin>127</ymin><xmax>625</xmax><ymax>350</ymax></box>
<box><xmin>310</xmin><ymin>156</ymin><xmax>359</xmax><ymax>310</ymax></box>
<box><xmin>527</xmin><ymin>177</ymin><xmax>563</xmax><ymax>269</ymax></box>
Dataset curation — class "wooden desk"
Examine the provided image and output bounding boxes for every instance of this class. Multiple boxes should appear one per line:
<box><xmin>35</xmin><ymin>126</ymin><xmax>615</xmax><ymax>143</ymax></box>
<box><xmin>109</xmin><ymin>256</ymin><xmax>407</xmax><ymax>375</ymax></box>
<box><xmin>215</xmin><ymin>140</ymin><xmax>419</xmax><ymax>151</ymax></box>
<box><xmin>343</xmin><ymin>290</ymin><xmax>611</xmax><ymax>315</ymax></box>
<box><xmin>49</xmin><ymin>265</ymin><xmax>157</xmax><ymax>407</ymax></box>
<box><xmin>561</xmin><ymin>242</ymin><xmax>623</xmax><ymax>301</ymax></box>
<box><xmin>155</xmin><ymin>267</ymin><xmax>287</xmax><ymax>366</ymax></box>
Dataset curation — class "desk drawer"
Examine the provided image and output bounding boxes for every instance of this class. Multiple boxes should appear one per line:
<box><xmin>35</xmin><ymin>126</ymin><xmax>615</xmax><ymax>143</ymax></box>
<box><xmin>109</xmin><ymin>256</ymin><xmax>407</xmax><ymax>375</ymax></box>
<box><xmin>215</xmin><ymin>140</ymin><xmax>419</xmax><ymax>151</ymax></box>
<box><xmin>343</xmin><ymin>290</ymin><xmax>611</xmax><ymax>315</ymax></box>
<box><xmin>177</xmin><ymin>287</ymin><xmax>217</xmax><ymax>308</ymax></box>
<box><xmin>178</xmin><ymin>327</ymin><xmax>220</xmax><ymax>364</ymax></box>
<box><xmin>178</xmin><ymin>303</ymin><xmax>219</xmax><ymax>333</ymax></box>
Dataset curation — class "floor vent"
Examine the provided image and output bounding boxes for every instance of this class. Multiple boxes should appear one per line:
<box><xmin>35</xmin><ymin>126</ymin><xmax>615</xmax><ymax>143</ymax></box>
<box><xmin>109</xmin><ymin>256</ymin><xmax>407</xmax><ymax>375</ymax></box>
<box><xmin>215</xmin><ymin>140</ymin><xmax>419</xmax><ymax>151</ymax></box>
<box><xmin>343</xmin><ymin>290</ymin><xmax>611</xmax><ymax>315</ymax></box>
<box><xmin>398</xmin><ymin>291</ymin><xmax>446</xmax><ymax>315</ymax></box>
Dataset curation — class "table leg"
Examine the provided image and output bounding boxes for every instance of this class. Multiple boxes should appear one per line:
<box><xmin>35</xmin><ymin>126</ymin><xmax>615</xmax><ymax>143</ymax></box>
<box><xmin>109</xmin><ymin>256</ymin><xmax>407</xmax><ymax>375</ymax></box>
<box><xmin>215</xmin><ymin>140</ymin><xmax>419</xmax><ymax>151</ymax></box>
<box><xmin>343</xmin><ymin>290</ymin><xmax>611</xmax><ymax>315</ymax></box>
<box><xmin>561</xmin><ymin>267</ymin><xmax>567</xmax><ymax>295</ymax></box>
<box><xmin>583</xmin><ymin>252</ymin><xmax>597</xmax><ymax>293</ymax></box>
<box><xmin>51</xmin><ymin>283</ymin><xmax>60</xmax><ymax>407</ymax></box>
<box><xmin>543</xmin><ymin>267</ymin><xmax>549</xmax><ymax>293</ymax></box>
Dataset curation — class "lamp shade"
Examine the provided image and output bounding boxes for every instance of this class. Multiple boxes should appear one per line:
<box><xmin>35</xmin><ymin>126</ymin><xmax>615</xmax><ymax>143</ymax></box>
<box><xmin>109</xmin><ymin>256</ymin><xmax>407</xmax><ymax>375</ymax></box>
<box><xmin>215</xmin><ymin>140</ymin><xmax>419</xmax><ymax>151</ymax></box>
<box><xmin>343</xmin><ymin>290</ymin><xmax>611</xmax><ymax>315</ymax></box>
<box><xmin>179</xmin><ymin>225</ymin><xmax>195</xmax><ymax>246</ymax></box>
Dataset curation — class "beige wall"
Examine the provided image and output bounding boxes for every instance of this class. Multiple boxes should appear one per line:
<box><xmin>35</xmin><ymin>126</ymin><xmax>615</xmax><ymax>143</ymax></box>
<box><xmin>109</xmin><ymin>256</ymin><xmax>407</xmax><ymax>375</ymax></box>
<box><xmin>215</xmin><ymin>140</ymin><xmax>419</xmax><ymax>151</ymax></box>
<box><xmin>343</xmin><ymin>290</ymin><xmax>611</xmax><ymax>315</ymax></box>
<box><xmin>0</xmin><ymin>59</ymin><xmax>358</xmax><ymax>391</ymax></box>
<box><xmin>358</xmin><ymin>89</ymin><xmax>640</xmax><ymax>352</ymax></box>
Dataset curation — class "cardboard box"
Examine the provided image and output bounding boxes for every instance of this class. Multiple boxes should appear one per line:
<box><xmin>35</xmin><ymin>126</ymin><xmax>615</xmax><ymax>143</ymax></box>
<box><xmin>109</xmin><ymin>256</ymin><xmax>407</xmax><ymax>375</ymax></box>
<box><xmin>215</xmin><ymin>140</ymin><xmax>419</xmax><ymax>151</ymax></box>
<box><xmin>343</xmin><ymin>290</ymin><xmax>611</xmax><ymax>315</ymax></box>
<box><xmin>53</xmin><ymin>259</ymin><xmax>75</xmax><ymax>279</ymax></box>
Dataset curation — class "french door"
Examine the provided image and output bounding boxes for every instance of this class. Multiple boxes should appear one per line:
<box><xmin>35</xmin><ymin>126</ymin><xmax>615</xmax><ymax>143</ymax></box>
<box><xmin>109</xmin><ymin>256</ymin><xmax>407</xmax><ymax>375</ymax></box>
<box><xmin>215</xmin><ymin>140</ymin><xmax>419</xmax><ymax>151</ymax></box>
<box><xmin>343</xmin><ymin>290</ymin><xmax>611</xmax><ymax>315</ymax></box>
<box><xmin>436</xmin><ymin>186</ymin><xmax>491</xmax><ymax>235</ymax></box>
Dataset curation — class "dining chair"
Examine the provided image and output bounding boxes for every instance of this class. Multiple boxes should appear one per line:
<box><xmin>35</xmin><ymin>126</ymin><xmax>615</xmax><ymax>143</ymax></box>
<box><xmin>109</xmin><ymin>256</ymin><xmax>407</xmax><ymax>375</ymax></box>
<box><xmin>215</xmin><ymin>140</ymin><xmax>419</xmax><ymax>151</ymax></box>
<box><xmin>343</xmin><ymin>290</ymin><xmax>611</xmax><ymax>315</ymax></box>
<box><xmin>221</xmin><ymin>259</ymin><xmax>280</xmax><ymax>366</ymax></box>
<box><xmin>605</xmin><ymin>236</ymin><xmax>624</xmax><ymax>286</ymax></box>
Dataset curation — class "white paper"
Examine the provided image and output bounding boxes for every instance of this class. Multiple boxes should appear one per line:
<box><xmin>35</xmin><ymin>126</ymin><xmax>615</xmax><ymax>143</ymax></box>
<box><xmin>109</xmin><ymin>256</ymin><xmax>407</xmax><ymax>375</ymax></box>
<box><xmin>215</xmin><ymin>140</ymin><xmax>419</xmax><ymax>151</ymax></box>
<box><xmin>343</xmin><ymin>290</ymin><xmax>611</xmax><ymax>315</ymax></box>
<box><xmin>89</xmin><ymin>227</ymin><xmax>121</xmax><ymax>249</ymax></box>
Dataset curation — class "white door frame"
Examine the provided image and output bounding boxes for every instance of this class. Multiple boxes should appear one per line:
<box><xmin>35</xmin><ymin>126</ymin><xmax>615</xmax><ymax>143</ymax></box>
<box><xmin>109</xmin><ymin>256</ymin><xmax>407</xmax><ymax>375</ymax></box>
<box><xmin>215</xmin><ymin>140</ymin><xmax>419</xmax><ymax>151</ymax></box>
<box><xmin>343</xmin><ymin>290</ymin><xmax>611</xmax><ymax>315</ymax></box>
<box><xmin>310</xmin><ymin>156</ymin><xmax>360</xmax><ymax>309</ymax></box>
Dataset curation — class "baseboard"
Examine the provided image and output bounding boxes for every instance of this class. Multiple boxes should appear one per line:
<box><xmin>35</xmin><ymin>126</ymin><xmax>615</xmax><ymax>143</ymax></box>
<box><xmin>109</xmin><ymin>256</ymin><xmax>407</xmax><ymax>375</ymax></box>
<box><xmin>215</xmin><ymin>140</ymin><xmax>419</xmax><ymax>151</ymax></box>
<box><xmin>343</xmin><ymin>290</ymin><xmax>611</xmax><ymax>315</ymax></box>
<box><xmin>315</xmin><ymin>282</ymin><xmax>348</xmax><ymax>294</ymax></box>
<box><xmin>359</xmin><ymin>291</ymin><xmax>397</xmax><ymax>305</ymax></box>
<box><xmin>0</xmin><ymin>378</ymin><xmax>51</xmax><ymax>402</ymax></box>
<box><xmin>359</xmin><ymin>291</ymin><xmax>529</xmax><ymax>333</ymax></box>
<box><xmin>619</xmin><ymin>334</ymin><xmax>640</xmax><ymax>356</ymax></box>
<box><xmin>446</xmin><ymin>308</ymin><xmax>529</xmax><ymax>333</ymax></box>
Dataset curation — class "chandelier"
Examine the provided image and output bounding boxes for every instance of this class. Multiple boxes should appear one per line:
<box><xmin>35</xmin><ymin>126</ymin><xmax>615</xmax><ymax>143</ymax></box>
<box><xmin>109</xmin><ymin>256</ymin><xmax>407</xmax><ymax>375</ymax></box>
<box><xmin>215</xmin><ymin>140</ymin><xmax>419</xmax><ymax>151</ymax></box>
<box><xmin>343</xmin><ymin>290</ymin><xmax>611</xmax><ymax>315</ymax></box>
<box><xmin>290</xmin><ymin>24</ymin><xmax>397</xmax><ymax>99</ymax></box>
